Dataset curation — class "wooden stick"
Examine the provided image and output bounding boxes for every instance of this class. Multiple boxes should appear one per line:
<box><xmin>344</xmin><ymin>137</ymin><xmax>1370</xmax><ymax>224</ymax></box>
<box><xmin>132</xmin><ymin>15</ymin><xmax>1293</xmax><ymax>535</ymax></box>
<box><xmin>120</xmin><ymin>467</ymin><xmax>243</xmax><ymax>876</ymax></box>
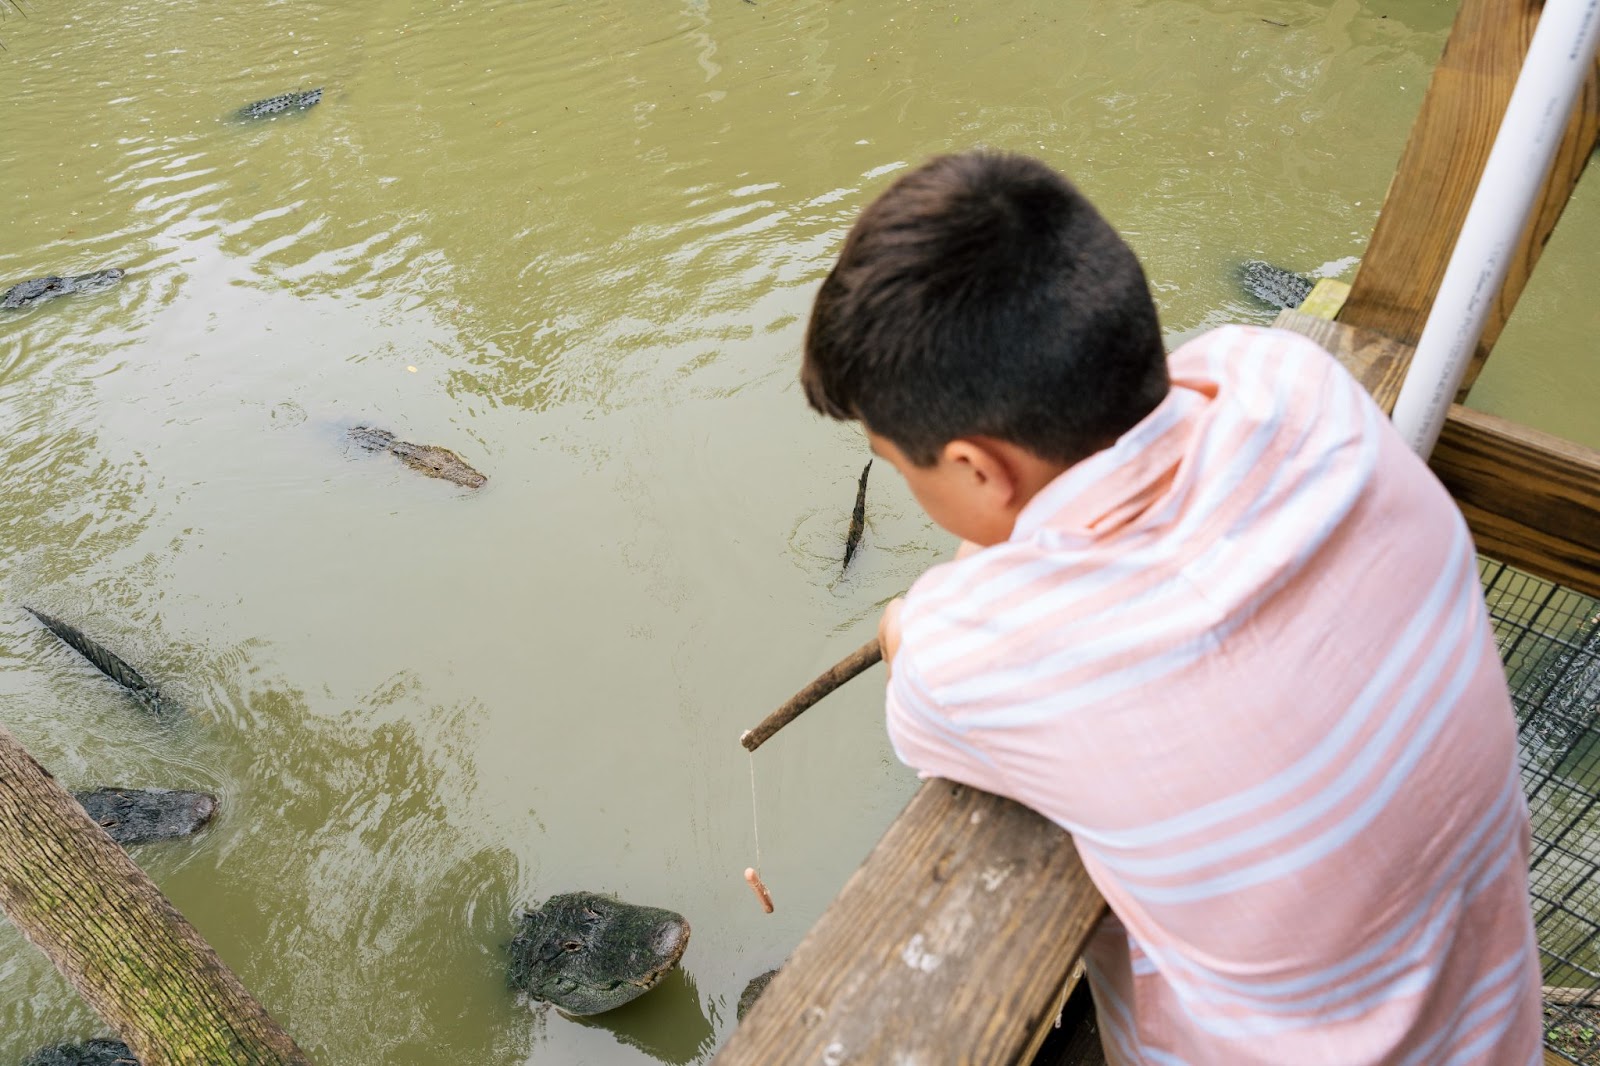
<box><xmin>741</xmin><ymin>638</ymin><xmax>882</xmax><ymax>752</ymax></box>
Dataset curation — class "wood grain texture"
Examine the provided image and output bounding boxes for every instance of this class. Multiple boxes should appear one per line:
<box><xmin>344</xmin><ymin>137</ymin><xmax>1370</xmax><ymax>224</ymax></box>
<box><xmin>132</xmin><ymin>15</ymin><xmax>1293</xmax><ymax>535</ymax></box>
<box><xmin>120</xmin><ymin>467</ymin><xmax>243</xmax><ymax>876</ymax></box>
<box><xmin>1431</xmin><ymin>404</ymin><xmax>1600</xmax><ymax>600</ymax></box>
<box><xmin>1338</xmin><ymin>0</ymin><xmax>1600</xmax><ymax>397</ymax></box>
<box><xmin>0</xmin><ymin>723</ymin><xmax>311</xmax><ymax>1066</ymax></box>
<box><xmin>1298</xmin><ymin>278</ymin><xmax>1352</xmax><ymax>321</ymax></box>
<box><xmin>1270</xmin><ymin>310</ymin><xmax>1413</xmax><ymax>408</ymax></box>
<box><xmin>1271</xmin><ymin>311</ymin><xmax>1600</xmax><ymax>601</ymax></box>
<box><xmin>713</xmin><ymin>779</ymin><xmax>1106</xmax><ymax>1065</ymax></box>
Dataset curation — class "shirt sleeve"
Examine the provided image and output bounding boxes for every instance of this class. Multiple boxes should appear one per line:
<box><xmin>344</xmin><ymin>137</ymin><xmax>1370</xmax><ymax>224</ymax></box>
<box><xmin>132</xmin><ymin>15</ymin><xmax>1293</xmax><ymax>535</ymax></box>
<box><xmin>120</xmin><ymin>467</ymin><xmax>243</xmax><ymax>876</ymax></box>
<box><xmin>885</xmin><ymin>647</ymin><xmax>1013</xmax><ymax>797</ymax></box>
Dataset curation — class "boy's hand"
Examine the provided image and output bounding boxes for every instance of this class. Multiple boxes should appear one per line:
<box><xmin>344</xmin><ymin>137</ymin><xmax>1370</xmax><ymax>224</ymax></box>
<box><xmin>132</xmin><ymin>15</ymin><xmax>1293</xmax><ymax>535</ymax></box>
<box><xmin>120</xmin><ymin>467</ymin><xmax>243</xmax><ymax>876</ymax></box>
<box><xmin>878</xmin><ymin>597</ymin><xmax>905</xmax><ymax>678</ymax></box>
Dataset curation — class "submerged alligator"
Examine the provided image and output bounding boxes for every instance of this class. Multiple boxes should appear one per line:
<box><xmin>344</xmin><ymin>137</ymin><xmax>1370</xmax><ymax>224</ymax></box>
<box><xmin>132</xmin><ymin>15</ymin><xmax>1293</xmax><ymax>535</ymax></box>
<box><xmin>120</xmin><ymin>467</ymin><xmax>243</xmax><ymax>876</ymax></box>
<box><xmin>1238</xmin><ymin>260</ymin><xmax>1315</xmax><ymax>310</ymax></box>
<box><xmin>350</xmin><ymin>426</ymin><xmax>488</xmax><ymax>489</ymax></box>
<box><xmin>842</xmin><ymin>458</ymin><xmax>871</xmax><ymax>575</ymax></box>
<box><xmin>75</xmin><ymin>787</ymin><xmax>217</xmax><ymax>845</ymax></box>
<box><xmin>24</xmin><ymin>607</ymin><xmax>172</xmax><ymax>713</ymax></box>
<box><xmin>2</xmin><ymin>269</ymin><xmax>125</xmax><ymax>311</ymax></box>
<box><xmin>736</xmin><ymin>967</ymin><xmax>779</xmax><ymax>1021</ymax></box>
<box><xmin>507</xmin><ymin>892</ymin><xmax>690</xmax><ymax>1016</ymax></box>
<box><xmin>237</xmin><ymin>87</ymin><xmax>323</xmax><ymax>120</ymax></box>
<box><xmin>22</xmin><ymin>1040</ymin><xmax>136</xmax><ymax>1066</ymax></box>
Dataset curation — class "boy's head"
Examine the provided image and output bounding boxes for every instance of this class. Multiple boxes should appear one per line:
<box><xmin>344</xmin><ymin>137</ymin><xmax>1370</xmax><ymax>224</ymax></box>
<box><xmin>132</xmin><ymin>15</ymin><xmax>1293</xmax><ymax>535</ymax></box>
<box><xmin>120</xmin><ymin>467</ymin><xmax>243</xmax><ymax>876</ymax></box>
<box><xmin>802</xmin><ymin>151</ymin><xmax>1168</xmax><ymax>545</ymax></box>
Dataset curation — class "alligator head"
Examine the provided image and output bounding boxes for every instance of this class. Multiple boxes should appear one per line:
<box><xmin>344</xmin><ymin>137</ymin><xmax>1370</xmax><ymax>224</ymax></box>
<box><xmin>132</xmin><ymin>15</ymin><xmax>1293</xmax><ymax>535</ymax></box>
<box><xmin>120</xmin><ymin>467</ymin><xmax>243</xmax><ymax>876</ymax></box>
<box><xmin>74</xmin><ymin>787</ymin><xmax>217</xmax><ymax>845</ymax></box>
<box><xmin>507</xmin><ymin>891</ymin><xmax>690</xmax><ymax>1016</ymax></box>
<box><xmin>2</xmin><ymin>268</ymin><xmax>124</xmax><ymax>310</ymax></box>
<box><xmin>23</xmin><ymin>1040</ymin><xmax>138</xmax><ymax>1066</ymax></box>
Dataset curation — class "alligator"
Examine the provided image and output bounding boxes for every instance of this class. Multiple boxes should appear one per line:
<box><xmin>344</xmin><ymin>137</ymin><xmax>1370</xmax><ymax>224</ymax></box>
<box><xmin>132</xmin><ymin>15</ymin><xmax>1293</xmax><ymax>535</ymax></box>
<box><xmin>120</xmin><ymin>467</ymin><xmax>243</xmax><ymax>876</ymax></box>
<box><xmin>736</xmin><ymin>967</ymin><xmax>780</xmax><ymax>1022</ymax></box>
<box><xmin>75</xmin><ymin>787</ymin><xmax>217</xmax><ymax>845</ymax></box>
<box><xmin>1238</xmin><ymin>260</ymin><xmax>1314</xmax><ymax>310</ymax></box>
<box><xmin>350</xmin><ymin>426</ymin><xmax>488</xmax><ymax>489</ymax></box>
<box><xmin>22</xmin><ymin>1040</ymin><xmax>136</xmax><ymax>1066</ymax></box>
<box><xmin>237</xmin><ymin>87</ymin><xmax>323</xmax><ymax>120</ymax></box>
<box><xmin>842</xmin><ymin>458</ymin><xmax>872</xmax><ymax>574</ymax></box>
<box><xmin>2</xmin><ymin>269</ymin><xmax>124</xmax><ymax>310</ymax></box>
<box><xmin>507</xmin><ymin>891</ymin><xmax>690</xmax><ymax>1016</ymax></box>
<box><xmin>24</xmin><ymin>607</ymin><xmax>171</xmax><ymax>714</ymax></box>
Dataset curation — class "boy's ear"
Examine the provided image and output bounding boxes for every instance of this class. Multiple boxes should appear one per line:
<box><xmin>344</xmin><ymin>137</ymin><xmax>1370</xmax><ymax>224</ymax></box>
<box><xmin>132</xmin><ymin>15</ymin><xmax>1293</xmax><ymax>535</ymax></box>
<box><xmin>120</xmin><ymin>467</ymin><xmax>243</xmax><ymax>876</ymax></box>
<box><xmin>941</xmin><ymin>438</ymin><xmax>1020</xmax><ymax>507</ymax></box>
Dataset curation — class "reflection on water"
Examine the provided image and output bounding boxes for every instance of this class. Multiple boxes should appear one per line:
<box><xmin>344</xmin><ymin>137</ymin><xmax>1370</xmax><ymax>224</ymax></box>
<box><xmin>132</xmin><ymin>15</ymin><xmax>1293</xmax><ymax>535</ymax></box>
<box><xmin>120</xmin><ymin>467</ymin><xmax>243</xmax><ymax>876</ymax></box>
<box><xmin>1</xmin><ymin>0</ymin><xmax>1596</xmax><ymax>1061</ymax></box>
<box><xmin>568</xmin><ymin>969</ymin><xmax>718</xmax><ymax>1065</ymax></box>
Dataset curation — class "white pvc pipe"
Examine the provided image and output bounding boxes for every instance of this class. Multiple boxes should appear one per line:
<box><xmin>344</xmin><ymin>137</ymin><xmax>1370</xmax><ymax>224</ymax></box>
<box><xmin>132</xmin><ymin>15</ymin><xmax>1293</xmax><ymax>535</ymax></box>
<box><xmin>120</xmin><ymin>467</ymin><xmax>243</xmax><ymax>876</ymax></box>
<box><xmin>1390</xmin><ymin>0</ymin><xmax>1600</xmax><ymax>459</ymax></box>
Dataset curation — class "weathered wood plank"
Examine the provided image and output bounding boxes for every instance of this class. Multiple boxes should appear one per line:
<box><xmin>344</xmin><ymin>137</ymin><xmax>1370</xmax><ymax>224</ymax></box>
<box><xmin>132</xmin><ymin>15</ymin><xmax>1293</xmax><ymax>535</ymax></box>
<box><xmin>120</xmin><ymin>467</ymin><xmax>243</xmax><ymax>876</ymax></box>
<box><xmin>1271</xmin><ymin>310</ymin><xmax>1412</xmax><ymax>407</ymax></box>
<box><xmin>1272</xmin><ymin>311</ymin><xmax>1600</xmax><ymax>601</ymax></box>
<box><xmin>713</xmin><ymin>779</ymin><xmax>1106</xmax><ymax>1065</ymax></box>
<box><xmin>1431</xmin><ymin>405</ymin><xmax>1600</xmax><ymax>601</ymax></box>
<box><xmin>1298</xmin><ymin>278</ymin><xmax>1352</xmax><ymax>321</ymax></box>
<box><xmin>1337</xmin><ymin>0</ymin><xmax>1600</xmax><ymax>397</ymax></box>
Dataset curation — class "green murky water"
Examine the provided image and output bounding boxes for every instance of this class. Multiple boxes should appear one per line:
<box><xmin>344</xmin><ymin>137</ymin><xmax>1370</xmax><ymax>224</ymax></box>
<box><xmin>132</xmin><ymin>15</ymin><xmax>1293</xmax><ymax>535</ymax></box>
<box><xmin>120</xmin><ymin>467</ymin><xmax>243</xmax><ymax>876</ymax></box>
<box><xmin>1</xmin><ymin>0</ymin><xmax>1594</xmax><ymax>1061</ymax></box>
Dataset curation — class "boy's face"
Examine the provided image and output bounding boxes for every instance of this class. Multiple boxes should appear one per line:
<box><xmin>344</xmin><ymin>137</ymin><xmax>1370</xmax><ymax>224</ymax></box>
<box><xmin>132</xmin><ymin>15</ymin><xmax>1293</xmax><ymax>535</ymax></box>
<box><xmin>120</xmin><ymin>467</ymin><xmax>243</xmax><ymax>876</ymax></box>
<box><xmin>865</xmin><ymin>429</ymin><xmax>1021</xmax><ymax>548</ymax></box>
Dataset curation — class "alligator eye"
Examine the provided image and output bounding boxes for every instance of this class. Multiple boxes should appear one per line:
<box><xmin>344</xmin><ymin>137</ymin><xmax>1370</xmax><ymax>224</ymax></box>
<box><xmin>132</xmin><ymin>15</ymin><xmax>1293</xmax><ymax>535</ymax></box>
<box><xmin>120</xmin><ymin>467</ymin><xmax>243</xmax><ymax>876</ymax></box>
<box><xmin>563</xmin><ymin>940</ymin><xmax>583</xmax><ymax>952</ymax></box>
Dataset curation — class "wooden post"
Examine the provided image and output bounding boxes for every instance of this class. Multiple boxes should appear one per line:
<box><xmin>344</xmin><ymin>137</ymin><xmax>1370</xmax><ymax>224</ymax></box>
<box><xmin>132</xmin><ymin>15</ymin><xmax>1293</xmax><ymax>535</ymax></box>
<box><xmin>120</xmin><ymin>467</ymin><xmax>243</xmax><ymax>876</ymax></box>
<box><xmin>0</xmin><ymin>723</ymin><xmax>312</xmax><ymax>1066</ymax></box>
<box><xmin>1429</xmin><ymin>404</ymin><xmax>1600</xmax><ymax>599</ymax></box>
<box><xmin>1338</xmin><ymin>0</ymin><xmax>1600</xmax><ymax>396</ymax></box>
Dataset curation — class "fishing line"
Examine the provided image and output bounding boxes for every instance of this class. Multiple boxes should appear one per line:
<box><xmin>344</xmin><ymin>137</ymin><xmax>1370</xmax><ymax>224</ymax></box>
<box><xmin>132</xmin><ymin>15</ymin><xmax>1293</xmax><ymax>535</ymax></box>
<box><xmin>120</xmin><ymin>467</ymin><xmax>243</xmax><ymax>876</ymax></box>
<box><xmin>744</xmin><ymin>750</ymin><xmax>774</xmax><ymax>912</ymax></box>
<box><xmin>748</xmin><ymin>749</ymin><xmax>762</xmax><ymax>873</ymax></box>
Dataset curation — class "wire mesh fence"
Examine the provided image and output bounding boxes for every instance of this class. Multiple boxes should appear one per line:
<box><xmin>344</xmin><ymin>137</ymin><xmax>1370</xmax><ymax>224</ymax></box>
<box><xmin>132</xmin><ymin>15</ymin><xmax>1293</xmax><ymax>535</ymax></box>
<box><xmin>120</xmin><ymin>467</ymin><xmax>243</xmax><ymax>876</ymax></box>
<box><xmin>1481</xmin><ymin>559</ymin><xmax>1600</xmax><ymax>1063</ymax></box>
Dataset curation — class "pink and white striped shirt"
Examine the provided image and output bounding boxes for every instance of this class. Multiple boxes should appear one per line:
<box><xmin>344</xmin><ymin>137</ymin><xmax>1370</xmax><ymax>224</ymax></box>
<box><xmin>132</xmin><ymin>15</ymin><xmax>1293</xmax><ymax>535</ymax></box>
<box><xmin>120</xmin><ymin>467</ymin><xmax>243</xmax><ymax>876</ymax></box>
<box><xmin>886</xmin><ymin>326</ymin><xmax>1541</xmax><ymax>1065</ymax></box>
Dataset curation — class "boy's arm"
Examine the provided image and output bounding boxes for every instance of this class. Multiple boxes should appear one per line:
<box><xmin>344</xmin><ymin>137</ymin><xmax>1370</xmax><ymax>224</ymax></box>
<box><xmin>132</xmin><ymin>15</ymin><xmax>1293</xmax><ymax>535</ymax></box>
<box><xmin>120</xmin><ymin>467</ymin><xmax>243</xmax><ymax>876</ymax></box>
<box><xmin>878</xmin><ymin>598</ymin><xmax>904</xmax><ymax>678</ymax></box>
<box><xmin>879</xmin><ymin>540</ymin><xmax>983</xmax><ymax>678</ymax></box>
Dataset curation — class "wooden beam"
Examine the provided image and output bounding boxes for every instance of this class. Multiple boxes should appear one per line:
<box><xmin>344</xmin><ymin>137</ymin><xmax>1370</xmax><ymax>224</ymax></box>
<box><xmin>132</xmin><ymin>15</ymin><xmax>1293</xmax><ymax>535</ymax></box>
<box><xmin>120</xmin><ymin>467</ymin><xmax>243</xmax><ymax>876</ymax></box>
<box><xmin>1431</xmin><ymin>404</ymin><xmax>1600</xmax><ymax>601</ymax></box>
<box><xmin>1273</xmin><ymin>311</ymin><xmax>1600</xmax><ymax>601</ymax></box>
<box><xmin>713</xmin><ymin>779</ymin><xmax>1106</xmax><ymax>1065</ymax></box>
<box><xmin>1337</xmin><ymin>0</ymin><xmax>1600</xmax><ymax>397</ymax></box>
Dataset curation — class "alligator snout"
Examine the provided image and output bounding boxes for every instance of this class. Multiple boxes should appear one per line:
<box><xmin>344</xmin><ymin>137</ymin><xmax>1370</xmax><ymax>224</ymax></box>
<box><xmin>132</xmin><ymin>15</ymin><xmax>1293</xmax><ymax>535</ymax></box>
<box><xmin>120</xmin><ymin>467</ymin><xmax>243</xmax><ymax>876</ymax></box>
<box><xmin>650</xmin><ymin>918</ymin><xmax>688</xmax><ymax>962</ymax></box>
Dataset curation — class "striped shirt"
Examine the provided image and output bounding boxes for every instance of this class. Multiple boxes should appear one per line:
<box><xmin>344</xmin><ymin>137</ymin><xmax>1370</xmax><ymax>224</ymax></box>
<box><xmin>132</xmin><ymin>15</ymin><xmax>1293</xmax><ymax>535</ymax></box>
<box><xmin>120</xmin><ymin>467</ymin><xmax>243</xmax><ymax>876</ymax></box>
<box><xmin>886</xmin><ymin>325</ymin><xmax>1541</xmax><ymax>1065</ymax></box>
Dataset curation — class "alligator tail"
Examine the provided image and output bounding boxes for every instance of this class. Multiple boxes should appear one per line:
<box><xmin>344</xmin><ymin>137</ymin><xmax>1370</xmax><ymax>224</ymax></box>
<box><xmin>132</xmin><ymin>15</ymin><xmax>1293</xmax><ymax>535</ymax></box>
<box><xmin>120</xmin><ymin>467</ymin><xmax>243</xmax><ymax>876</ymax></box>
<box><xmin>24</xmin><ymin>607</ymin><xmax>163</xmax><ymax>712</ymax></box>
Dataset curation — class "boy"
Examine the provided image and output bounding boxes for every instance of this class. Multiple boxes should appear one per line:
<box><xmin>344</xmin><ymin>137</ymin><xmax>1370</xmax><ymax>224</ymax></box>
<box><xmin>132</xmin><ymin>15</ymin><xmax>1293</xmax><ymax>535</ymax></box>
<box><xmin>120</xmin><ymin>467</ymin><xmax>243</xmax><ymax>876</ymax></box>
<box><xmin>801</xmin><ymin>151</ymin><xmax>1540</xmax><ymax>1065</ymax></box>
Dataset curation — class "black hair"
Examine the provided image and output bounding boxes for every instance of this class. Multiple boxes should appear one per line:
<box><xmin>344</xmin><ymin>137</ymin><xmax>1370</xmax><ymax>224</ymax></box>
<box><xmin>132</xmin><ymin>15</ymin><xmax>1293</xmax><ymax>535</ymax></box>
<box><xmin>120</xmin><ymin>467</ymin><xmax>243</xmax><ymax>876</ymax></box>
<box><xmin>802</xmin><ymin>151</ymin><xmax>1168</xmax><ymax>465</ymax></box>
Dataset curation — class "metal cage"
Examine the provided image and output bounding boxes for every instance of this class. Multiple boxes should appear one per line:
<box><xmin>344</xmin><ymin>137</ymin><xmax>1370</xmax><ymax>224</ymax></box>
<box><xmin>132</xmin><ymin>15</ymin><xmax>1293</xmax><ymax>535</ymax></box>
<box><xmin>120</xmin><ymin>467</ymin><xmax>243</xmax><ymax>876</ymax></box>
<box><xmin>1481</xmin><ymin>559</ymin><xmax>1600</xmax><ymax>1063</ymax></box>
